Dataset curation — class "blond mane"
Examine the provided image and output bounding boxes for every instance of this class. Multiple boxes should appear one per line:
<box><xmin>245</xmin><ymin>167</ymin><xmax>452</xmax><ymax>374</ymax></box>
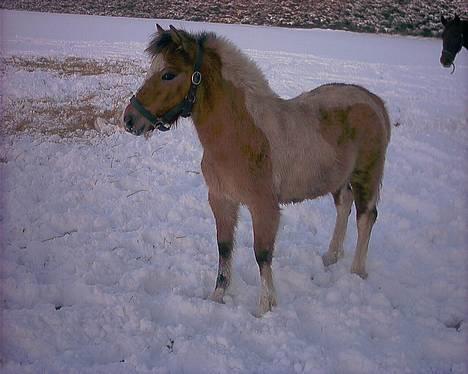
<box><xmin>205</xmin><ymin>35</ymin><xmax>277</xmax><ymax>99</ymax></box>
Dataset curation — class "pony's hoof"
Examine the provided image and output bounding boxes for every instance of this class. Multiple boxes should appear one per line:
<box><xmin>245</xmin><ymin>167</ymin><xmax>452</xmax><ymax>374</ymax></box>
<box><xmin>322</xmin><ymin>252</ymin><xmax>341</xmax><ymax>267</ymax></box>
<box><xmin>351</xmin><ymin>266</ymin><xmax>368</xmax><ymax>279</ymax></box>
<box><xmin>256</xmin><ymin>293</ymin><xmax>277</xmax><ymax>317</ymax></box>
<box><xmin>210</xmin><ymin>288</ymin><xmax>225</xmax><ymax>304</ymax></box>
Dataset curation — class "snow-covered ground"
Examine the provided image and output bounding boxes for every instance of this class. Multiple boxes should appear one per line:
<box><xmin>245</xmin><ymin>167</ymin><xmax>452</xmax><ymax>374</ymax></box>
<box><xmin>1</xmin><ymin>9</ymin><xmax>467</xmax><ymax>374</ymax></box>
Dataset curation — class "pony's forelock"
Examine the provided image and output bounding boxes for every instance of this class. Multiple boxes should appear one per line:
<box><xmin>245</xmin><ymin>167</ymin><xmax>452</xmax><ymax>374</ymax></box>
<box><xmin>145</xmin><ymin>31</ymin><xmax>173</xmax><ymax>57</ymax></box>
<box><xmin>145</xmin><ymin>29</ymin><xmax>212</xmax><ymax>58</ymax></box>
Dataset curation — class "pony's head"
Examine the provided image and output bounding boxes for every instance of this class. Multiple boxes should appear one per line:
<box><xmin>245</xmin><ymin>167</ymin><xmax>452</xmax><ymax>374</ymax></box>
<box><xmin>123</xmin><ymin>25</ymin><xmax>204</xmax><ymax>136</ymax></box>
<box><xmin>440</xmin><ymin>15</ymin><xmax>463</xmax><ymax>68</ymax></box>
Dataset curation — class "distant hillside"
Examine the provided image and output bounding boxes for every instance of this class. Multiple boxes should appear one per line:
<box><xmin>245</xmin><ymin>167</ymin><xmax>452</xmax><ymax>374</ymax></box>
<box><xmin>1</xmin><ymin>0</ymin><xmax>467</xmax><ymax>37</ymax></box>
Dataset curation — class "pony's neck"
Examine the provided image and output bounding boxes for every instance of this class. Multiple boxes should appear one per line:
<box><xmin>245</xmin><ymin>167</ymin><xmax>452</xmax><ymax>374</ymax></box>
<box><xmin>192</xmin><ymin>76</ymin><xmax>250</xmax><ymax>149</ymax></box>
<box><xmin>191</xmin><ymin>36</ymin><xmax>274</xmax><ymax>148</ymax></box>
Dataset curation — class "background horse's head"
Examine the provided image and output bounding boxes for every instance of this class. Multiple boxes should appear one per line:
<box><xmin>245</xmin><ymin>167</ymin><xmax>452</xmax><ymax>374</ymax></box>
<box><xmin>123</xmin><ymin>25</ymin><xmax>201</xmax><ymax>136</ymax></box>
<box><xmin>440</xmin><ymin>15</ymin><xmax>463</xmax><ymax>68</ymax></box>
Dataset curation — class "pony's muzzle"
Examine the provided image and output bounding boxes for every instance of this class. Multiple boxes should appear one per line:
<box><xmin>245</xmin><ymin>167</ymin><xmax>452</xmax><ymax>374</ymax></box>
<box><xmin>440</xmin><ymin>51</ymin><xmax>453</xmax><ymax>68</ymax></box>
<box><xmin>123</xmin><ymin>104</ymin><xmax>150</xmax><ymax>136</ymax></box>
<box><xmin>123</xmin><ymin>114</ymin><xmax>144</xmax><ymax>136</ymax></box>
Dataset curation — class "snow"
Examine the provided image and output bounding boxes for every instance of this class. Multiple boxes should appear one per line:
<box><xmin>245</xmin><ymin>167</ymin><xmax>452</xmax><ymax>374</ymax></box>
<box><xmin>1</xmin><ymin>9</ymin><xmax>468</xmax><ymax>374</ymax></box>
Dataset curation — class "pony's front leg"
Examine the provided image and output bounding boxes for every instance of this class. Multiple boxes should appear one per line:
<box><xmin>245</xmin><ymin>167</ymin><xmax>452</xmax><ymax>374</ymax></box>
<box><xmin>249</xmin><ymin>199</ymin><xmax>280</xmax><ymax>316</ymax></box>
<box><xmin>209</xmin><ymin>192</ymin><xmax>239</xmax><ymax>303</ymax></box>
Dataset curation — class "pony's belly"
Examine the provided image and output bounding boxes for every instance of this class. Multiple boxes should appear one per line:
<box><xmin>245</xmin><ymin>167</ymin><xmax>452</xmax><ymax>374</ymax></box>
<box><xmin>277</xmin><ymin>178</ymin><xmax>329</xmax><ymax>204</ymax></box>
<box><xmin>275</xmin><ymin>160</ymin><xmax>349</xmax><ymax>204</ymax></box>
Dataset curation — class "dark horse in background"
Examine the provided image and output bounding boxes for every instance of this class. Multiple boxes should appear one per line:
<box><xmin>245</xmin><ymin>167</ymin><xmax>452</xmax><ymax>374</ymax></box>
<box><xmin>440</xmin><ymin>15</ymin><xmax>468</xmax><ymax>72</ymax></box>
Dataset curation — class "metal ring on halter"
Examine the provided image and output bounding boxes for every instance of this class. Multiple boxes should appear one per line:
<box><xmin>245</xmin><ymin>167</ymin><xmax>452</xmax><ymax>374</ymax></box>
<box><xmin>192</xmin><ymin>71</ymin><xmax>202</xmax><ymax>85</ymax></box>
<box><xmin>450</xmin><ymin>63</ymin><xmax>456</xmax><ymax>74</ymax></box>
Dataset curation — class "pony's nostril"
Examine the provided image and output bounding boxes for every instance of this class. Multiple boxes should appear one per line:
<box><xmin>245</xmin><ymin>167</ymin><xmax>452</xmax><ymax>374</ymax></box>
<box><xmin>125</xmin><ymin>117</ymin><xmax>134</xmax><ymax>132</ymax></box>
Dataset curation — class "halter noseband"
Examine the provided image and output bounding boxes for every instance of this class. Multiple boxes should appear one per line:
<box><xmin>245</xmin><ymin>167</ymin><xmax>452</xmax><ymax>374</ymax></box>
<box><xmin>130</xmin><ymin>43</ymin><xmax>203</xmax><ymax>132</ymax></box>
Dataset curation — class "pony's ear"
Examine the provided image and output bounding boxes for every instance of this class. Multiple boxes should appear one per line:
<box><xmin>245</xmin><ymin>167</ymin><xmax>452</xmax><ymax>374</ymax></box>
<box><xmin>156</xmin><ymin>24</ymin><xmax>165</xmax><ymax>34</ymax></box>
<box><xmin>441</xmin><ymin>15</ymin><xmax>447</xmax><ymax>26</ymax></box>
<box><xmin>169</xmin><ymin>25</ymin><xmax>183</xmax><ymax>44</ymax></box>
<box><xmin>169</xmin><ymin>25</ymin><xmax>190</xmax><ymax>51</ymax></box>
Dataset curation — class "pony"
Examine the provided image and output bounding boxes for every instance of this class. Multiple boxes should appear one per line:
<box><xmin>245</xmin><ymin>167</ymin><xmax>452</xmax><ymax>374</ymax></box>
<box><xmin>440</xmin><ymin>15</ymin><xmax>468</xmax><ymax>72</ymax></box>
<box><xmin>123</xmin><ymin>25</ymin><xmax>391</xmax><ymax>315</ymax></box>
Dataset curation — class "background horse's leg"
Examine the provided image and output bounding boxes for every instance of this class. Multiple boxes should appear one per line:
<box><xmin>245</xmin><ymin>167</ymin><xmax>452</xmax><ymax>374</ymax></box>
<box><xmin>322</xmin><ymin>184</ymin><xmax>354</xmax><ymax>267</ymax></box>
<box><xmin>209</xmin><ymin>193</ymin><xmax>239</xmax><ymax>303</ymax></box>
<box><xmin>249</xmin><ymin>197</ymin><xmax>280</xmax><ymax>316</ymax></box>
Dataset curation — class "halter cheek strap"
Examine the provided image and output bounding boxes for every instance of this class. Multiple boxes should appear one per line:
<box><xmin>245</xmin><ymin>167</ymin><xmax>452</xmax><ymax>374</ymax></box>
<box><xmin>130</xmin><ymin>43</ymin><xmax>203</xmax><ymax>132</ymax></box>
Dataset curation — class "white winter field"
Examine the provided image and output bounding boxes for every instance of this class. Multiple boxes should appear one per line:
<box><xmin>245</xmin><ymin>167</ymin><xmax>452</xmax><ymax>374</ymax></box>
<box><xmin>1</xmin><ymin>9</ymin><xmax>467</xmax><ymax>374</ymax></box>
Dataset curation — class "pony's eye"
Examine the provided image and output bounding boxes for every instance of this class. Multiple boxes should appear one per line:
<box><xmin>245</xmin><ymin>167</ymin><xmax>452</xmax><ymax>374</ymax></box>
<box><xmin>162</xmin><ymin>72</ymin><xmax>176</xmax><ymax>81</ymax></box>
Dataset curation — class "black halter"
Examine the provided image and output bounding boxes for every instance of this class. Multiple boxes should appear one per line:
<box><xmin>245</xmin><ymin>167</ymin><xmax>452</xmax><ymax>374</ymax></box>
<box><xmin>130</xmin><ymin>43</ymin><xmax>203</xmax><ymax>132</ymax></box>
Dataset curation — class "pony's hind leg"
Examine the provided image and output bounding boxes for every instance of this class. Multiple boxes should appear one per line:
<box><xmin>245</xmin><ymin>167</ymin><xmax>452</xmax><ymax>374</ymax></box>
<box><xmin>351</xmin><ymin>205</ymin><xmax>377</xmax><ymax>279</ymax></box>
<box><xmin>322</xmin><ymin>184</ymin><xmax>354</xmax><ymax>267</ymax></box>
<box><xmin>209</xmin><ymin>193</ymin><xmax>239</xmax><ymax>303</ymax></box>
<box><xmin>249</xmin><ymin>197</ymin><xmax>280</xmax><ymax>316</ymax></box>
<box><xmin>350</xmin><ymin>164</ymin><xmax>382</xmax><ymax>279</ymax></box>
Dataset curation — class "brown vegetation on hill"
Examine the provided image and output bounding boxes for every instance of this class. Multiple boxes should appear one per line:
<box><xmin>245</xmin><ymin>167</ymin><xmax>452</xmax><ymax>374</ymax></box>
<box><xmin>1</xmin><ymin>0</ymin><xmax>467</xmax><ymax>37</ymax></box>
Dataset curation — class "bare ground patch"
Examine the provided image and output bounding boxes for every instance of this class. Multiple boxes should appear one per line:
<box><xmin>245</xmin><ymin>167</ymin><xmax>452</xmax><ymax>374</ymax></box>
<box><xmin>1</xmin><ymin>55</ymin><xmax>145</xmax><ymax>77</ymax></box>
<box><xmin>1</xmin><ymin>55</ymin><xmax>141</xmax><ymax>138</ymax></box>
<box><xmin>2</xmin><ymin>96</ymin><xmax>125</xmax><ymax>138</ymax></box>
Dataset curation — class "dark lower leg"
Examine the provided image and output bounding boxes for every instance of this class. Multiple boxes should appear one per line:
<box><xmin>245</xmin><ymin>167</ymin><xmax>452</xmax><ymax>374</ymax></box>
<box><xmin>209</xmin><ymin>193</ymin><xmax>239</xmax><ymax>302</ymax></box>
<box><xmin>214</xmin><ymin>241</ymin><xmax>233</xmax><ymax>291</ymax></box>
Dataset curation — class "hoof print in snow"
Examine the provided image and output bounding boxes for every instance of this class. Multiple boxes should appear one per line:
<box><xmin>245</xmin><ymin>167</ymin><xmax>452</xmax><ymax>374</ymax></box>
<box><xmin>166</xmin><ymin>339</ymin><xmax>174</xmax><ymax>353</ymax></box>
<box><xmin>444</xmin><ymin>319</ymin><xmax>463</xmax><ymax>332</ymax></box>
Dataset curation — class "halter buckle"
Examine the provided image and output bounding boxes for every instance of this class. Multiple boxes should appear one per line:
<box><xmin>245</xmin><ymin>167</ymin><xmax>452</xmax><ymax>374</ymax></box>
<box><xmin>155</xmin><ymin>121</ymin><xmax>171</xmax><ymax>132</ymax></box>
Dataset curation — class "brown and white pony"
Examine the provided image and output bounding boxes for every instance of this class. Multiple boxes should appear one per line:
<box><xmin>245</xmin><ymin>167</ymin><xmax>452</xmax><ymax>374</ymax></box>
<box><xmin>123</xmin><ymin>25</ymin><xmax>391</xmax><ymax>315</ymax></box>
